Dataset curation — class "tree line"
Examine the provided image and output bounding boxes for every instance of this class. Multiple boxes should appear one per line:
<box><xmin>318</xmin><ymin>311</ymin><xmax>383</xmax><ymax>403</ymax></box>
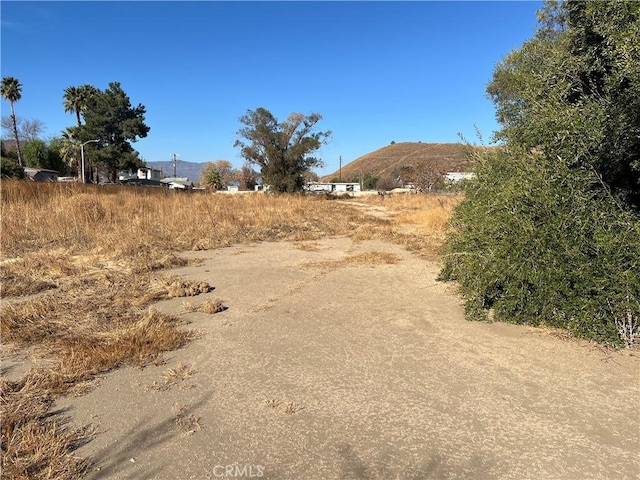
<box><xmin>1</xmin><ymin>78</ymin><xmax>336</xmax><ymax>192</ymax></box>
<box><xmin>1</xmin><ymin>79</ymin><xmax>150</xmax><ymax>182</ymax></box>
<box><xmin>2</xmin><ymin>78</ymin><xmax>448</xmax><ymax>192</ymax></box>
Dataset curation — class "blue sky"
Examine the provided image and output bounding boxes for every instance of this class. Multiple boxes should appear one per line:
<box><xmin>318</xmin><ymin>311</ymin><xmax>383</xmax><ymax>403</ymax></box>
<box><xmin>1</xmin><ymin>1</ymin><xmax>542</xmax><ymax>176</ymax></box>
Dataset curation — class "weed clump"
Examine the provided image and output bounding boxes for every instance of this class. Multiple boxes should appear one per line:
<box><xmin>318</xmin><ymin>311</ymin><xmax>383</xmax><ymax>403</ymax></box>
<box><xmin>166</xmin><ymin>279</ymin><xmax>212</xmax><ymax>297</ymax></box>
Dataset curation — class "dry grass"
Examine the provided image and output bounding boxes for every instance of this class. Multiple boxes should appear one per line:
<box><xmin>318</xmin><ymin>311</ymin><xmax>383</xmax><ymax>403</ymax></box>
<box><xmin>304</xmin><ymin>251</ymin><xmax>401</xmax><ymax>270</ymax></box>
<box><xmin>0</xmin><ymin>181</ymin><xmax>456</xmax><ymax>478</ymax></box>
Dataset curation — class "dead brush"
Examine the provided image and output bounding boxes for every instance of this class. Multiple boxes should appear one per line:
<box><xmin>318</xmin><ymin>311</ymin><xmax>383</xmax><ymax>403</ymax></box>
<box><xmin>198</xmin><ymin>298</ymin><xmax>227</xmax><ymax>314</ymax></box>
<box><xmin>172</xmin><ymin>403</ymin><xmax>202</xmax><ymax>433</ymax></box>
<box><xmin>281</xmin><ymin>401</ymin><xmax>305</xmax><ymax>415</ymax></box>
<box><xmin>150</xmin><ymin>363</ymin><xmax>195</xmax><ymax>391</ymax></box>
<box><xmin>166</xmin><ymin>278</ymin><xmax>212</xmax><ymax>297</ymax></box>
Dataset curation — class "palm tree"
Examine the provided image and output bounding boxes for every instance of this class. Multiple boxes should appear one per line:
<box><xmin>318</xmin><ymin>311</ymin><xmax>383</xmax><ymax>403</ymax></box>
<box><xmin>59</xmin><ymin>128</ymin><xmax>80</xmax><ymax>177</ymax></box>
<box><xmin>63</xmin><ymin>86</ymin><xmax>82</xmax><ymax>127</ymax></box>
<box><xmin>63</xmin><ymin>84</ymin><xmax>99</xmax><ymax>127</ymax></box>
<box><xmin>1</xmin><ymin>76</ymin><xmax>24</xmax><ymax>166</ymax></box>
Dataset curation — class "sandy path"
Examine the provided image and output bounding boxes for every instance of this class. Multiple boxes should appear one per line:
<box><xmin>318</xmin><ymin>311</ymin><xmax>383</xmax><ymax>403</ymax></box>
<box><xmin>56</xmin><ymin>237</ymin><xmax>639</xmax><ymax>479</ymax></box>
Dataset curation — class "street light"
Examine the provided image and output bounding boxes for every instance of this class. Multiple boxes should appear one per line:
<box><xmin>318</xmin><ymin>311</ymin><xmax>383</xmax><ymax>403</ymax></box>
<box><xmin>81</xmin><ymin>140</ymin><xmax>99</xmax><ymax>184</ymax></box>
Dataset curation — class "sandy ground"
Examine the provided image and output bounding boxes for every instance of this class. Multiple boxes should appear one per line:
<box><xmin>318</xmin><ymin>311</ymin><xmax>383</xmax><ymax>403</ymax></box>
<box><xmin>52</xmin><ymin>236</ymin><xmax>640</xmax><ymax>480</ymax></box>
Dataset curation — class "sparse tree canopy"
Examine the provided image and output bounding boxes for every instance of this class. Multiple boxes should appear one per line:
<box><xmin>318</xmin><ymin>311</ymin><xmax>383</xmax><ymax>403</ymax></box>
<box><xmin>1</xmin><ymin>116</ymin><xmax>45</xmax><ymax>141</ymax></box>
<box><xmin>234</xmin><ymin>107</ymin><xmax>331</xmax><ymax>193</ymax></box>
<box><xmin>239</xmin><ymin>162</ymin><xmax>259</xmax><ymax>191</ymax></box>
<box><xmin>398</xmin><ymin>162</ymin><xmax>445</xmax><ymax>192</ymax></box>
<box><xmin>1</xmin><ymin>76</ymin><xmax>23</xmax><ymax>166</ymax></box>
<box><xmin>200</xmin><ymin>160</ymin><xmax>237</xmax><ymax>190</ymax></box>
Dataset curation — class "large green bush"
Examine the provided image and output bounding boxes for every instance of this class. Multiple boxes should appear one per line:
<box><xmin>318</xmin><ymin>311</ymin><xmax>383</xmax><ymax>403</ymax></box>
<box><xmin>440</xmin><ymin>1</ymin><xmax>640</xmax><ymax>347</ymax></box>
<box><xmin>440</xmin><ymin>148</ymin><xmax>640</xmax><ymax>346</ymax></box>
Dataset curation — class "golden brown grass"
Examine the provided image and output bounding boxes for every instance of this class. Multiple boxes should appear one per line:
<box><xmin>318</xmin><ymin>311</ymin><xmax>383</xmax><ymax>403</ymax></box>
<box><xmin>303</xmin><ymin>251</ymin><xmax>401</xmax><ymax>270</ymax></box>
<box><xmin>0</xmin><ymin>180</ymin><xmax>457</xmax><ymax>478</ymax></box>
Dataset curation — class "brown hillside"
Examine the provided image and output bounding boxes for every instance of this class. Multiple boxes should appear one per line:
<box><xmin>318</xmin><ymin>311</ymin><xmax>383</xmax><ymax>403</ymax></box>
<box><xmin>322</xmin><ymin>142</ymin><xmax>484</xmax><ymax>182</ymax></box>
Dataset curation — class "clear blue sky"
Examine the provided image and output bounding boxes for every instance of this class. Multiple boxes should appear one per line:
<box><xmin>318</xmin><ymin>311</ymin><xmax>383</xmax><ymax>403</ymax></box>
<box><xmin>1</xmin><ymin>1</ymin><xmax>542</xmax><ymax>176</ymax></box>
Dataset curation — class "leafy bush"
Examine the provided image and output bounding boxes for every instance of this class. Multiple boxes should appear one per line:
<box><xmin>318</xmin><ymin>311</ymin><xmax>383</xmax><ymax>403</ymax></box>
<box><xmin>439</xmin><ymin>148</ymin><xmax>640</xmax><ymax>346</ymax></box>
<box><xmin>1</xmin><ymin>156</ymin><xmax>25</xmax><ymax>179</ymax></box>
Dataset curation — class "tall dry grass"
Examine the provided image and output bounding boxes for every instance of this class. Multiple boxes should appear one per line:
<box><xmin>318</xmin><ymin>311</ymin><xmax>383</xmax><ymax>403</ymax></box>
<box><xmin>0</xmin><ymin>181</ymin><xmax>457</xmax><ymax>478</ymax></box>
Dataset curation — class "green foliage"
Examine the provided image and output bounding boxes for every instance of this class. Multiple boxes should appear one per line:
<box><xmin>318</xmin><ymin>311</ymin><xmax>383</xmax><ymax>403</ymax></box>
<box><xmin>442</xmin><ymin>1</ymin><xmax>640</xmax><ymax>347</ymax></box>
<box><xmin>22</xmin><ymin>139</ymin><xmax>48</xmax><ymax>168</ymax></box>
<box><xmin>63</xmin><ymin>84</ymin><xmax>99</xmax><ymax>127</ymax></box>
<box><xmin>17</xmin><ymin>139</ymin><xmax>69</xmax><ymax>174</ymax></box>
<box><xmin>1</xmin><ymin>156</ymin><xmax>25</xmax><ymax>178</ymax></box>
<box><xmin>234</xmin><ymin>107</ymin><xmax>331</xmax><ymax>193</ymax></box>
<box><xmin>204</xmin><ymin>169</ymin><xmax>222</xmax><ymax>190</ymax></box>
<box><xmin>440</xmin><ymin>149</ymin><xmax>640</xmax><ymax>346</ymax></box>
<box><xmin>45</xmin><ymin>137</ymin><xmax>69</xmax><ymax>175</ymax></box>
<box><xmin>487</xmin><ymin>0</ymin><xmax>640</xmax><ymax>210</ymax></box>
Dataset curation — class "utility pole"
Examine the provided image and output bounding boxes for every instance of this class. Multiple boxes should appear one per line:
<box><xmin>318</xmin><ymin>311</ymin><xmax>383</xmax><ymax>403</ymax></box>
<box><xmin>171</xmin><ymin>153</ymin><xmax>179</xmax><ymax>177</ymax></box>
<box><xmin>339</xmin><ymin>155</ymin><xmax>342</xmax><ymax>182</ymax></box>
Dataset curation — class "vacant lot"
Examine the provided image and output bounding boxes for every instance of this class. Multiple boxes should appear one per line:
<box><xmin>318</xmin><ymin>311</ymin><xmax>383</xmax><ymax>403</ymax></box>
<box><xmin>1</xmin><ymin>184</ymin><xmax>638</xmax><ymax>479</ymax></box>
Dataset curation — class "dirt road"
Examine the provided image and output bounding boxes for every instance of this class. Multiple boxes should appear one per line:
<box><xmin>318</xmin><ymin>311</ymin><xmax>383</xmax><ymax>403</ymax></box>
<box><xmin>56</xmin><ymin>237</ymin><xmax>639</xmax><ymax>479</ymax></box>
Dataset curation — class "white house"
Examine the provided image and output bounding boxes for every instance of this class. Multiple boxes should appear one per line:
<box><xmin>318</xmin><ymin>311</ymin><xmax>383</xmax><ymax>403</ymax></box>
<box><xmin>445</xmin><ymin>172</ymin><xmax>476</xmax><ymax>183</ymax></box>
<box><xmin>119</xmin><ymin>167</ymin><xmax>163</xmax><ymax>182</ymax></box>
<box><xmin>304</xmin><ymin>182</ymin><xmax>361</xmax><ymax>193</ymax></box>
<box><xmin>161</xmin><ymin>177</ymin><xmax>192</xmax><ymax>189</ymax></box>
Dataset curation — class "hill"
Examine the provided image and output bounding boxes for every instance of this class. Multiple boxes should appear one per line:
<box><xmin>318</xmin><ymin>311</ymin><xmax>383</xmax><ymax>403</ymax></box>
<box><xmin>321</xmin><ymin>142</ymin><xmax>481</xmax><ymax>182</ymax></box>
<box><xmin>145</xmin><ymin>160</ymin><xmax>205</xmax><ymax>181</ymax></box>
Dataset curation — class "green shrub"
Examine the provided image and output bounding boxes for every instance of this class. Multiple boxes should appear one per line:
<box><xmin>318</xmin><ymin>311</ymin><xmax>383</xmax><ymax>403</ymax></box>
<box><xmin>439</xmin><ymin>148</ymin><xmax>640</xmax><ymax>346</ymax></box>
<box><xmin>1</xmin><ymin>156</ymin><xmax>25</xmax><ymax>179</ymax></box>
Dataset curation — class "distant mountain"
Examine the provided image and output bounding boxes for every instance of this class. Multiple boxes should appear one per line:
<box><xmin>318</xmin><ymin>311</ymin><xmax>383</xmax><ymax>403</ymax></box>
<box><xmin>321</xmin><ymin>142</ymin><xmax>490</xmax><ymax>182</ymax></box>
<box><xmin>145</xmin><ymin>160</ymin><xmax>205</xmax><ymax>181</ymax></box>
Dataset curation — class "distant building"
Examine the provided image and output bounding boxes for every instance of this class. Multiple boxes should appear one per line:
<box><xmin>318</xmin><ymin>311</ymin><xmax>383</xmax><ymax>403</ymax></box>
<box><xmin>24</xmin><ymin>167</ymin><xmax>59</xmax><ymax>182</ymax></box>
<box><xmin>445</xmin><ymin>172</ymin><xmax>475</xmax><ymax>183</ymax></box>
<box><xmin>161</xmin><ymin>177</ymin><xmax>193</xmax><ymax>190</ymax></box>
<box><xmin>304</xmin><ymin>182</ymin><xmax>361</xmax><ymax>193</ymax></box>
<box><xmin>119</xmin><ymin>167</ymin><xmax>163</xmax><ymax>182</ymax></box>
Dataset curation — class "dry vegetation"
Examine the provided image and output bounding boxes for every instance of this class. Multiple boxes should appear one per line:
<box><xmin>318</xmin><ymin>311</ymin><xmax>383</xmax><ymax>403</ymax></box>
<box><xmin>0</xmin><ymin>181</ymin><xmax>457</xmax><ymax>479</ymax></box>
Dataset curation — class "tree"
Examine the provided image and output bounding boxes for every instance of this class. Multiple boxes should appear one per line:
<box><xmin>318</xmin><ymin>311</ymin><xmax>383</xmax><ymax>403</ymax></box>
<box><xmin>199</xmin><ymin>160</ymin><xmax>236</xmax><ymax>190</ymax></box>
<box><xmin>234</xmin><ymin>108</ymin><xmax>331</xmax><ymax>193</ymax></box>
<box><xmin>1</xmin><ymin>77</ymin><xmax>23</xmax><ymax>166</ymax></box>
<box><xmin>46</xmin><ymin>137</ymin><xmax>71</xmax><ymax>175</ymax></box>
<box><xmin>51</xmin><ymin>128</ymin><xmax>81</xmax><ymax>177</ymax></box>
<box><xmin>441</xmin><ymin>1</ymin><xmax>640</xmax><ymax>346</ymax></box>
<box><xmin>63</xmin><ymin>84</ymin><xmax>100</xmax><ymax>127</ymax></box>
<box><xmin>398</xmin><ymin>162</ymin><xmax>445</xmax><ymax>192</ymax></box>
<box><xmin>238</xmin><ymin>162</ymin><xmax>259</xmax><ymax>191</ymax></box>
<box><xmin>203</xmin><ymin>169</ymin><xmax>222</xmax><ymax>190</ymax></box>
<box><xmin>22</xmin><ymin>139</ymin><xmax>48</xmax><ymax>168</ymax></box>
<box><xmin>69</xmin><ymin>82</ymin><xmax>149</xmax><ymax>182</ymax></box>
<box><xmin>351</xmin><ymin>172</ymin><xmax>378</xmax><ymax>191</ymax></box>
<box><xmin>1</xmin><ymin>156</ymin><xmax>25</xmax><ymax>178</ymax></box>
<box><xmin>2</xmin><ymin>116</ymin><xmax>45</xmax><ymax>141</ymax></box>
<box><xmin>487</xmin><ymin>0</ymin><xmax>640</xmax><ymax>209</ymax></box>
